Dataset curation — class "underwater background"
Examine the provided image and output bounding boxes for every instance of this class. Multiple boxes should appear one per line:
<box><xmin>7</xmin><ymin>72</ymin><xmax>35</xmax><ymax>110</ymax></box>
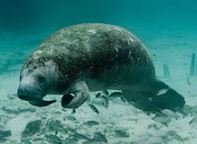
<box><xmin>0</xmin><ymin>0</ymin><xmax>197</xmax><ymax>143</ymax></box>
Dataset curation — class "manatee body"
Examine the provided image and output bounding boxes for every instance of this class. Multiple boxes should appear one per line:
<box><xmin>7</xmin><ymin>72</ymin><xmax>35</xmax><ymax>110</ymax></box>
<box><xmin>17</xmin><ymin>23</ymin><xmax>185</xmax><ymax>112</ymax></box>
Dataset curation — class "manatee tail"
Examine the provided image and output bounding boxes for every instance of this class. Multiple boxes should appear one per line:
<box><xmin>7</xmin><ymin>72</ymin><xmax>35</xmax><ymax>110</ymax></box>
<box><xmin>123</xmin><ymin>80</ymin><xmax>185</xmax><ymax>113</ymax></box>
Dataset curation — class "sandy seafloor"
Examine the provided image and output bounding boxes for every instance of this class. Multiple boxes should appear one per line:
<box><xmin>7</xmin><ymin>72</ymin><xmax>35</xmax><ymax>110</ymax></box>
<box><xmin>1</xmin><ymin>26</ymin><xmax>197</xmax><ymax>144</ymax></box>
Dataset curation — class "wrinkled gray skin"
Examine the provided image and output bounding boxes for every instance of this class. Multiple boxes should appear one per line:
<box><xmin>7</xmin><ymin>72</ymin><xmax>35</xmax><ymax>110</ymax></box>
<box><xmin>17</xmin><ymin>23</ymin><xmax>185</xmax><ymax>111</ymax></box>
<box><xmin>18</xmin><ymin>60</ymin><xmax>58</xmax><ymax>106</ymax></box>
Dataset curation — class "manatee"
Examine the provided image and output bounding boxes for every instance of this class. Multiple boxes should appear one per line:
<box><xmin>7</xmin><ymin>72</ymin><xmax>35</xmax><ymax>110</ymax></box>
<box><xmin>17</xmin><ymin>23</ymin><xmax>185</xmax><ymax>112</ymax></box>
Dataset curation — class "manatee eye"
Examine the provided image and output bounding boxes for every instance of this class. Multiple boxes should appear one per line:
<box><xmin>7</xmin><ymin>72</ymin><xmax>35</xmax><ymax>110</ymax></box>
<box><xmin>37</xmin><ymin>75</ymin><xmax>46</xmax><ymax>83</ymax></box>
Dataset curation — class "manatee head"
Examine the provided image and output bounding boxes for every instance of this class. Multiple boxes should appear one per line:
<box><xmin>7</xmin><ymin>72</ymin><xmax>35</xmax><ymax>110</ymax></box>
<box><xmin>17</xmin><ymin>59</ymin><xmax>58</xmax><ymax>107</ymax></box>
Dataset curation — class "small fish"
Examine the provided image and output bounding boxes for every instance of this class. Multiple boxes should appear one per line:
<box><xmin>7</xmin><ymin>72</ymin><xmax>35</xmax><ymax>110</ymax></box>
<box><xmin>120</xmin><ymin>96</ymin><xmax>127</xmax><ymax>103</ymax></box>
<box><xmin>93</xmin><ymin>132</ymin><xmax>108</xmax><ymax>143</ymax></box>
<box><xmin>153</xmin><ymin>110</ymin><xmax>167</xmax><ymax>117</ymax></box>
<box><xmin>47</xmin><ymin>120</ymin><xmax>67</xmax><ymax>133</ymax></box>
<box><xmin>163</xmin><ymin>130</ymin><xmax>184</xmax><ymax>142</ymax></box>
<box><xmin>156</xmin><ymin>88</ymin><xmax>169</xmax><ymax>96</ymax></box>
<box><xmin>162</xmin><ymin>109</ymin><xmax>180</xmax><ymax>118</ymax></box>
<box><xmin>189</xmin><ymin>117</ymin><xmax>197</xmax><ymax>126</ymax></box>
<box><xmin>55</xmin><ymin>130</ymin><xmax>58</xmax><ymax>135</ymax></box>
<box><xmin>73</xmin><ymin>133</ymin><xmax>90</xmax><ymax>140</ymax></box>
<box><xmin>188</xmin><ymin>93</ymin><xmax>197</xmax><ymax>97</ymax></box>
<box><xmin>66</xmin><ymin>127</ymin><xmax>77</xmax><ymax>134</ymax></box>
<box><xmin>95</xmin><ymin>92</ymin><xmax>102</xmax><ymax>98</ymax></box>
<box><xmin>84</xmin><ymin>121</ymin><xmax>100</xmax><ymax>126</ymax></box>
<box><xmin>109</xmin><ymin>92</ymin><xmax>122</xmax><ymax>98</ymax></box>
<box><xmin>101</xmin><ymin>95</ymin><xmax>109</xmax><ymax>108</ymax></box>
<box><xmin>148</xmin><ymin>97</ymin><xmax>152</xmax><ymax>101</ymax></box>
<box><xmin>103</xmin><ymin>89</ymin><xmax>109</xmax><ymax>96</ymax></box>
<box><xmin>184</xmin><ymin>105</ymin><xmax>197</xmax><ymax>116</ymax></box>
<box><xmin>83</xmin><ymin>139</ymin><xmax>106</xmax><ymax>144</ymax></box>
<box><xmin>31</xmin><ymin>138</ymin><xmax>44</xmax><ymax>143</ymax></box>
<box><xmin>153</xmin><ymin>114</ymin><xmax>171</xmax><ymax>126</ymax></box>
<box><xmin>186</xmin><ymin>75</ymin><xmax>191</xmax><ymax>86</ymax></box>
<box><xmin>89</xmin><ymin>104</ymin><xmax>99</xmax><ymax>114</ymax></box>
<box><xmin>148</xmin><ymin>124</ymin><xmax>162</xmax><ymax>130</ymax></box>
<box><xmin>66</xmin><ymin>115</ymin><xmax>77</xmax><ymax>121</ymax></box>
<box><xmin>7</xmin><ymin>93</ymin><xmax>17</xmax><ymax>100</ymax></box>
<box><xmin>45</xmin><ymin>134</ymin><xmax>62</xmax><ymax>144</ymax></box>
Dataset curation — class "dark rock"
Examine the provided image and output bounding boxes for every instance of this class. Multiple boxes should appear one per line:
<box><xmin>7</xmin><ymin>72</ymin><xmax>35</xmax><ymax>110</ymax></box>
<box><xmin>0</xmin><ymin>129</ymin><xmax>11</xmax><ymax>143</ymax></box>
<box><xmin>114</xmin><ymin>129</ymin><xmax>129</xmax><ymax>138</ymax></box>
<box><xmin>47</xmin><ymin>119</ymin><xmax>67</xmax><ymax>133</ymax></box>
<box><xmin>45</xmin><ymin>134</ymin><xmax>62</xmax><ymax>144</ymax></box>
<box><xmin>21</xmin><ymin>120</ymin><xmax>42</xmax><ymax>141</ymax></box>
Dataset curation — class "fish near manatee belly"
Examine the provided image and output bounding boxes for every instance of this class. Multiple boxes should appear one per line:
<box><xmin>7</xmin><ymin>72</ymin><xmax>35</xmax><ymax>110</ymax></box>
<box><xmin>17</xmin><ymin>23</ymin><xmax>185</xmax><ymax>112</ymax></box>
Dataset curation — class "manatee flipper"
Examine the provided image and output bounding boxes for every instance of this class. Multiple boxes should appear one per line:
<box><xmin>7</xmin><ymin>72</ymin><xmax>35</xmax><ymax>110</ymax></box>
<box><xmin>123</xmin><ymin>80</ymin><xmax>185</xmax><ymax>113</ymax></box>
<box><xmin>61</xmin><ymin>81</ymin><xmax>90</xmax><ymax>108</ymax></box>
<box><xmin>29</xmin><ymin>99</ymin><xmax>56</xmax><ymax>107</ymax></box>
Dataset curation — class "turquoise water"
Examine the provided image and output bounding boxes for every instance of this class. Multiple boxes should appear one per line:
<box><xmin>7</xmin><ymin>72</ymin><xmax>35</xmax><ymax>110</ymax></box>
<box><xmin>0</xmin><ymin>0</ymin><xmax>197</xmax><ymax>144</ymax></box>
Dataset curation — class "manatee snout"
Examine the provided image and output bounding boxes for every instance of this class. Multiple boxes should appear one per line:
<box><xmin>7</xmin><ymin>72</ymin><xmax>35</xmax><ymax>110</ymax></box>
<box><xmin>17</xmin><ymin>62</ymin><xmax>58</xmax><ymax>107</ymax></box>
<box><xmin>17</xmin><ymin>78</ymin><xmax>56</xmax><ymax>107</ymax></box>
<box><xmin>17</xmin><ymin>84</ymin><xmax>44</xmax><ymax>101</ymax></box>
<box><xmin>17</xmin><ymin>84</ymin><xmax>56</xmax><ymax>107</ymax></box>
<box><xmin>17</xmin><ymin>85</ymin><xmax>34</xmax><ymax>101</ymax></box>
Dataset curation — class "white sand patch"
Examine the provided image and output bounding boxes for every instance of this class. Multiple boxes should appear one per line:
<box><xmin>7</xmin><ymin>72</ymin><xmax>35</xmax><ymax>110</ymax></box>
<box><xmin>6</xmin><ymin>112</ymin><xmax>36</xmax><ymax>142</ymax></box>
